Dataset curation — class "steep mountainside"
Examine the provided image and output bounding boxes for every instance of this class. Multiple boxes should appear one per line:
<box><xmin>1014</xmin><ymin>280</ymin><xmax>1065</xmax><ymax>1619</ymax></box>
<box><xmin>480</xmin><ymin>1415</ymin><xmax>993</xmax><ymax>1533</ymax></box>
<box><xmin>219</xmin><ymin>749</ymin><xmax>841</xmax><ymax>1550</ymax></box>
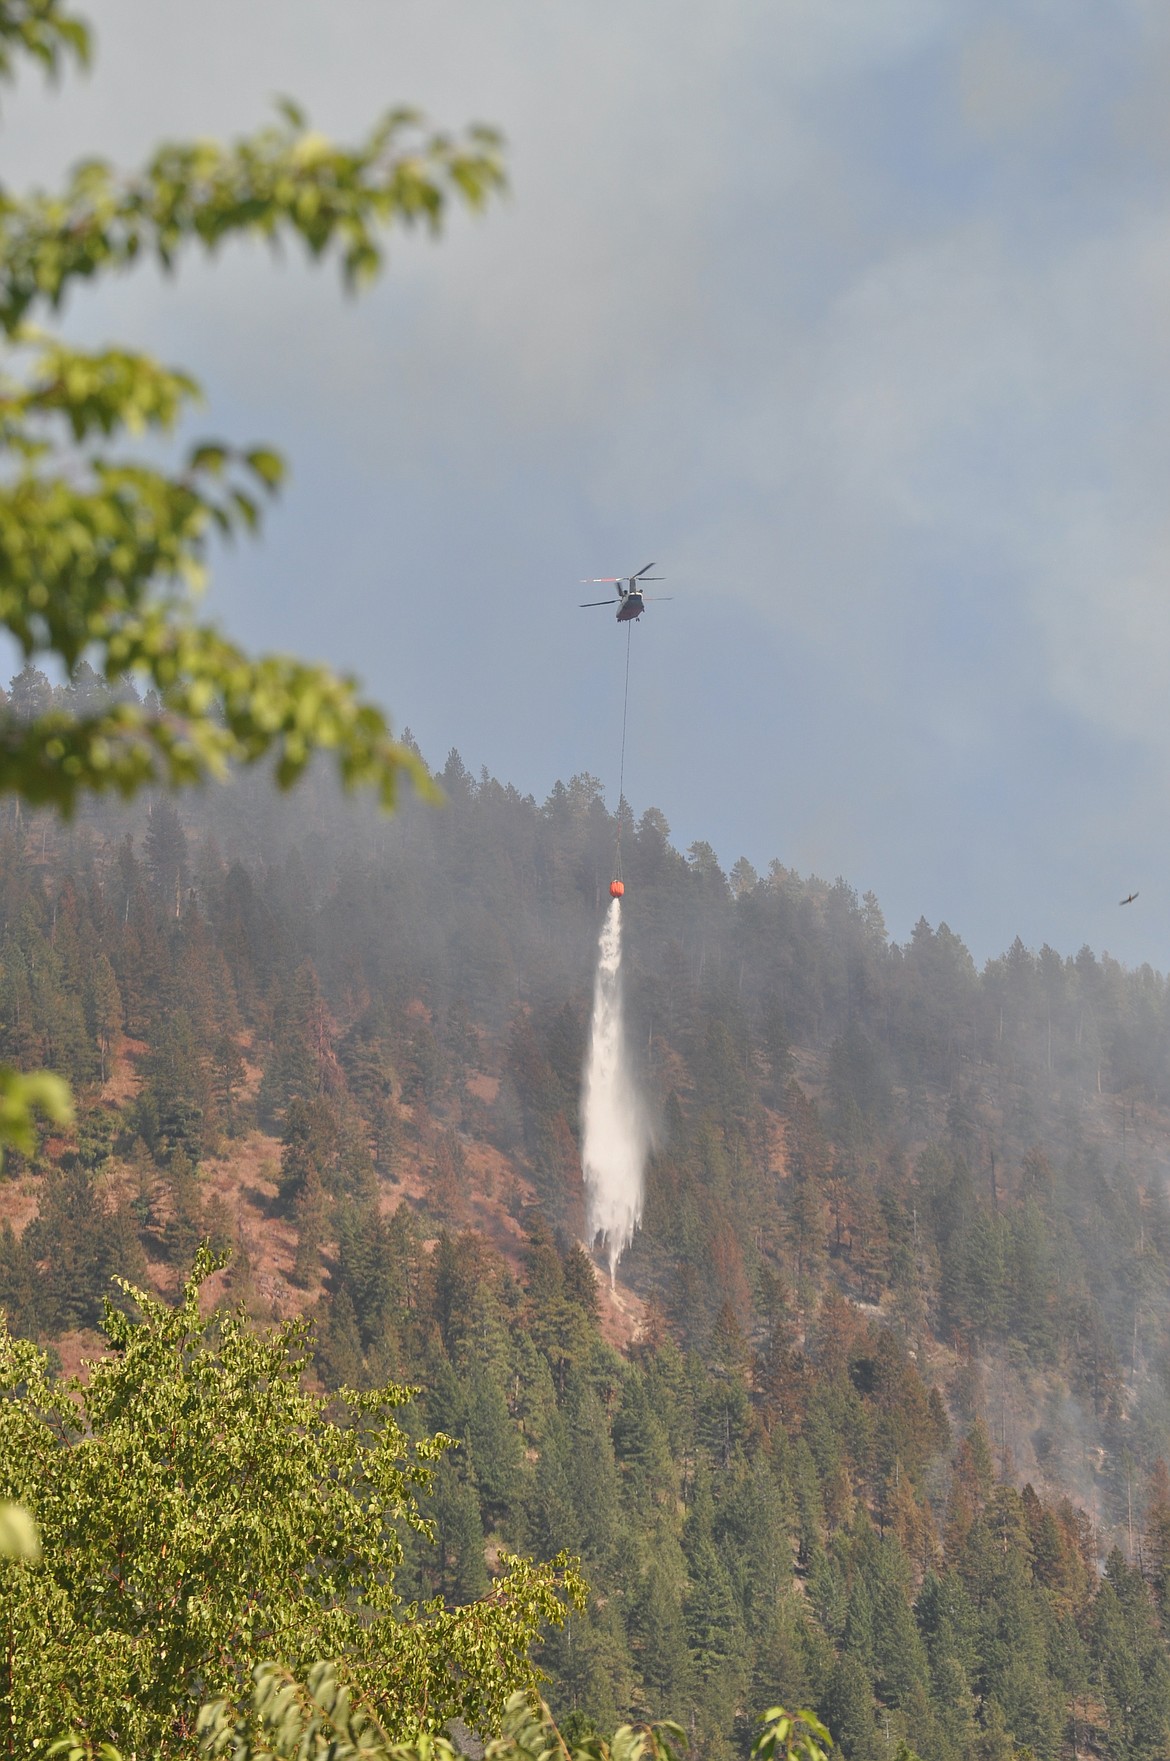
<box><xmin>6</xmin><ymin>737</ymin><xmax>1170</xmax><ymax>1757</ymax></box>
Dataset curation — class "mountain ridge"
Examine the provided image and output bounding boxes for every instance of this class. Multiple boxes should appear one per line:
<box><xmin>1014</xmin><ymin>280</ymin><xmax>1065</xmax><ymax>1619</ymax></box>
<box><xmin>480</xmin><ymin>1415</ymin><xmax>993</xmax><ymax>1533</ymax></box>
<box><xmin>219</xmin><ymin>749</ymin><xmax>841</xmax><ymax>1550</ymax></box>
<box><xmin>6</xmin><ymin>743</ymin><xmax>1170</xmax><ymax>1754</ymax></box>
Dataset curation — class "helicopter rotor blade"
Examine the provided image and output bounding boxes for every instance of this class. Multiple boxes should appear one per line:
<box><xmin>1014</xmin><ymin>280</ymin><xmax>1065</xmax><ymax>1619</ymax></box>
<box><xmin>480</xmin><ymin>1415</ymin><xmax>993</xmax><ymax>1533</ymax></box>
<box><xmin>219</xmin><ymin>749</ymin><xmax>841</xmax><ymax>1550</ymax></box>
<box><xmin>581</xmin><ymin>577</ymin><xmax>622</xmax><ymax>584</ymax></box>
<box><xmin>633</xmin><ymin>562</ymin><xmax>656</xmax><ymax>578</ymax></box>
<box><xmin>580</xmin><ymin>599</ymin><xmax>619</xmax><ymax>608</ymax></box>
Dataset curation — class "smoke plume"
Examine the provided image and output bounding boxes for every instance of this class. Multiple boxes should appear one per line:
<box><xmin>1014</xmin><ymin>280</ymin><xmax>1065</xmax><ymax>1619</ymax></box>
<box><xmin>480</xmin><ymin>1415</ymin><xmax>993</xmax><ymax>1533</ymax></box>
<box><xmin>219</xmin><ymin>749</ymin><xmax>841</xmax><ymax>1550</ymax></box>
<box><xmin>581</xmin><ymin>899</ymin><xmax>650</xmax><ymax>1279</ymax></box>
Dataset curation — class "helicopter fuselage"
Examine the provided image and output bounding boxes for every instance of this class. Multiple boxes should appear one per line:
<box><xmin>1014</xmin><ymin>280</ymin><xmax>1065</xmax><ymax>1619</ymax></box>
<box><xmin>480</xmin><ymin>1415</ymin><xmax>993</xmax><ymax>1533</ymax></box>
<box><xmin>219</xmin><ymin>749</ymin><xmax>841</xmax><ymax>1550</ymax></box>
<box><xmin>579</xmin><ymin>565</ymin><xmax>659</xmax><ymax>618</ymax></box>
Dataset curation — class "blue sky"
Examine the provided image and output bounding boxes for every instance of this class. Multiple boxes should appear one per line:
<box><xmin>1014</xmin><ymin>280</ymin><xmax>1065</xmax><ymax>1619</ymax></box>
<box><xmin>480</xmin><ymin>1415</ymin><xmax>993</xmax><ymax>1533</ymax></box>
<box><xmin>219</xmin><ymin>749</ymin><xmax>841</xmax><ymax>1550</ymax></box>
<box><xmin>5</xmin><ymin>0</ymin><xmax>1170</xmax><ymax>966</ymax></box>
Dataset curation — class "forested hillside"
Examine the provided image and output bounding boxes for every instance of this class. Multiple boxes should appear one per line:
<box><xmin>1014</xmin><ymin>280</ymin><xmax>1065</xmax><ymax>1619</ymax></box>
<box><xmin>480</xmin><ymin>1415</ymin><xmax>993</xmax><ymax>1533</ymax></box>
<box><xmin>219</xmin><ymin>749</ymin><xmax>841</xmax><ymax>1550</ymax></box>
<box><xmin>7</xmin><ymin>667</ymin><xmax>1170</xmax><ymax>1757</ymax></box>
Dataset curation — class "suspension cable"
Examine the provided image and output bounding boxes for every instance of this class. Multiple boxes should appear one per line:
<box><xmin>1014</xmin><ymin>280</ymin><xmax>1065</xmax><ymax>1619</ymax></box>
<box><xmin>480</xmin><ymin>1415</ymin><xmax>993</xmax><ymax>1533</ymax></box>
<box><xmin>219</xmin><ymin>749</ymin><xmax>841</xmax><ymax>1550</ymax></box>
<box><xmin>614</xmin><ymin>621</ymin><xmax>632</xmax><ymax>880</ymax></box>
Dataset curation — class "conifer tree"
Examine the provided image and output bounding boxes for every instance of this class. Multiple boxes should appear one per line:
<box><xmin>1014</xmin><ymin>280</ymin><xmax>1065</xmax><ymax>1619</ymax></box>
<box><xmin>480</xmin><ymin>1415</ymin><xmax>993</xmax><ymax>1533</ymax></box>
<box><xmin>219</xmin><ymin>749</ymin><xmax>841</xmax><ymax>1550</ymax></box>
<box><xmin>1145</xmin><ymin>1457</ymin><xmax>1170</xmax><ymax>1625</ymax></box>
<box><xmin>563</xmin><ymin>1375</ymin><xmax>625</xmax><ymax>1578</ymax></box>
<box><xmin>85</xmin><ymin>950</ymin><xmax>122</xmax><ymax>1085</ymax></box>
<box><xmin>630</xmin><ymin>1554</ymin><xmax>693</xmax><ymax>1718</ymax></box>
<box><xmin>0</xmin><ymin>1221</ymin><xmax>39</xmax><ymax>1336</ymax></box>
<box><xmin>820</xmin><ymin>1654</ymin><xmax>879</xmax><ymax>1761</ymax></box>
<box><xmin>160</xmin><ymin>1147</ymin><xmax>210</xmax><ymax>1268</ymax></box>
<box><xmin>143</xmin><ymin>797</ymin><xmax>189</xmax><ymax>917</ymax></box>
<box><xmin>23</xmin><ymin>1162</ymin><xmax>144</xmax><ymax>1330</ymax></box>
<box><xmin>430</xmin><ymin>1453</ymin><xmax>490</xmax><ymax>1605</ymax></box>
<box><xmin>291</xmin><ymin>1161</ymin><xmax>328</xmax><ymax>1289</ymax></box>
<box><xmin>683</xmin><ymin>1476</ymin><xmax>747</xmax><ymax>1712</ymax></box>
<box><xmin>462</xmin><ymin>1350</ymin><xmax>526</xmax><ymax>1522</ymax></box>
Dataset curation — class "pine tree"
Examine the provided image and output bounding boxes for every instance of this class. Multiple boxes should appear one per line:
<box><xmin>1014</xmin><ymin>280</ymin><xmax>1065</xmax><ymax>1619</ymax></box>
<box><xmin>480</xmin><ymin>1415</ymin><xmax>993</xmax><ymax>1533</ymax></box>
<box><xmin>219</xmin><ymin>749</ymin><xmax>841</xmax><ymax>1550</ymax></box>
<box><xmin>821</xmin><ymin>1653</ymin><xmax>879</xmax><ymax>1761</ymax></box>
<box><xmin>430</xmin><ymin>1453</ymin><xmax>489</xmax><ymax>1605</ymax></box>
<box><xmin>562</xmin><ymin>1243</ymin><xmax>600</xmax><ymax>1317</ymax></box>
<box><xmin>84</xmin><ymin>952</ymin><xmax>122</xmax><ymax>1086</ymax></box>
<box><xmin>24</xmin><ymin>1165</ymin><xmax>144</xmax><ymax>1331</ymax></box>
<box><xmin>1146</xmin><ymin>1458</ymin><xmax>1170</xmax><ymax>1625</ymax></box>
<box><xmin>316</xmin><ymin>1284</ymin><xmax>366</xmax><ymax>1388</ymax></box>
<box><xmin>161</xmin><ymin>1148</ymin><xmax>208</xmax><ymax>1269</ymax></box>
<box><xmin>1088</xmin><ymin>1552</ymin><xmax>1170</xmax><ymax>1761</ymax></box>
<box><xmin>866</xmin><ymin>1536</ymin><xmax>928</xmax><ymax>1711</ymax></box>
<box><xmin>544</xmin><ymin>1601</ymin><xmax>636</xmax><ymax>1737</ymax></box>
<box><xmin>278</xmin><ymin>1095</ymin><xmax>338</xmax><ymax>1212</ymax></box>
<box><xmin>0</xmin><ymin>1222</ymin><xmax>40</xmax><ymax>1337</ymax></box>
<box><xmin>564</xmin><ymin>1375</ymin><xmax>624</xmax><ymax>1577</ymax></box>
<box><xmin>291</xmin><ymin>1162</ymin><xmax>328</xmax><ymax>1290</ymax></box>
<box><xmin>462</xmin><ymin>1352</ymin><xmax>525</xmax><ymax>1522</ymax></box>
<box><xmin>143</xmin><ymin>796</ymin><xmax>190</xmax><ymax>917</ymax></box>
<box><xmin>749</xmin><ymin>1591</ymin><xmax>824</xmax><ymax>1732</ymax></box>
<box><xmin>260</xmin><ymin>961</ymin><xmax>339</xmax><ymax>1120</ymax></box>
<box><xmin>7</xmin><ymin>663</ymin><xmax>53</xmax><ymax>723</ymax></box>
<box><xmin>630</xmin><ymin>1554</ymin><xmax>692</xmax><ymax>1718</ymax></box>
<box><xmin>527</xmin><ymin>1410</ymin><xmax>582</xmax><ymax>1561</ymax></box>
<box><xmin>684</xmin><ymin>1479</ymin><xmax>747</xmax><ymax>1704</ymax></box>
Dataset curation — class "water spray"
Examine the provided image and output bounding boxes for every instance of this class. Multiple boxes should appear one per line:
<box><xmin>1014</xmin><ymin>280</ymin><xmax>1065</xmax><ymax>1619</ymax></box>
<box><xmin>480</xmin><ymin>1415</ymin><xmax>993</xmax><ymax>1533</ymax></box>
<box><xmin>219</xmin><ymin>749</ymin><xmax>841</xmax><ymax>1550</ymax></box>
<box><xmin>580</xmin><ymin>621</ymin><xmax>648</xmax><ymax>1280</ymax></box>
<box><xmin>581</xmin><ymin>897</ymin><xmax>648</xmax><ymax>1279</ymax></box>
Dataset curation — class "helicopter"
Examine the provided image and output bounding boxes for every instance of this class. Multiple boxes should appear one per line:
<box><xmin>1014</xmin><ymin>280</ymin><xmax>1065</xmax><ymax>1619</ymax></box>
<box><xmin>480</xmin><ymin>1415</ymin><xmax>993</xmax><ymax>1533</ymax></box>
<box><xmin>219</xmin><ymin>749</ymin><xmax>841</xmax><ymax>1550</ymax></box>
<box><xmin>580</xmin><ymin>562</ymin><xmax>670</xmax><ymax>623</ymax></box>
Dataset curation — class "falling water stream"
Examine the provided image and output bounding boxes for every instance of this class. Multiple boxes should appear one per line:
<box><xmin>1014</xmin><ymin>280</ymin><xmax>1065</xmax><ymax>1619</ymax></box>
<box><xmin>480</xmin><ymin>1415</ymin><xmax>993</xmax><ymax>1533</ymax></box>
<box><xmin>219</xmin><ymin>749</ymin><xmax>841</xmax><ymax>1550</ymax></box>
<box><xmin>581</xmin><ymin>898</ymin><xmax>650</xmax><ymax>1280</ymax></box>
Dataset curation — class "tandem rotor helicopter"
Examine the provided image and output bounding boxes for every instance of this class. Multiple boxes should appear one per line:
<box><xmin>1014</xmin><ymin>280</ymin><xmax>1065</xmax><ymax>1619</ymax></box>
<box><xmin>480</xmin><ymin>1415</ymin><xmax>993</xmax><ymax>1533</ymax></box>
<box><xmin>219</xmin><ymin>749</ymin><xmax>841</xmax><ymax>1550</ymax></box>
<box><xmin>580</xmin><ymin>563</ymin><xmax>671</xmax><ymax>623</ymax></box>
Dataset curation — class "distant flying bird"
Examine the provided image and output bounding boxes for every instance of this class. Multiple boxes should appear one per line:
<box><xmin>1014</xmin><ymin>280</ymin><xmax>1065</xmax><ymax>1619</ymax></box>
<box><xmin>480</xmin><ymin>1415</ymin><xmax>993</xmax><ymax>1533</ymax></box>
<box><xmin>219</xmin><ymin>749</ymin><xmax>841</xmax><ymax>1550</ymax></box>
<box><xmin>1120</xmin><ymin>892</ymin><xmax>1139</xmax><ymax>906</ymax></box>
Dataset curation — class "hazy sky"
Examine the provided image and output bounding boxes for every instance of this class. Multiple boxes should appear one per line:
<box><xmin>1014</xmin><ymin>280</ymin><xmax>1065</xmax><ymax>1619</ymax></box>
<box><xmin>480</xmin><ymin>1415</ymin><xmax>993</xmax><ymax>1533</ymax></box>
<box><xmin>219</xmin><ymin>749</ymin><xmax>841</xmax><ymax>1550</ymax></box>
<box><xmin>5</xmin><ymin>0</ymin><xmax>1170</xmax><ymax>967</ymax></box>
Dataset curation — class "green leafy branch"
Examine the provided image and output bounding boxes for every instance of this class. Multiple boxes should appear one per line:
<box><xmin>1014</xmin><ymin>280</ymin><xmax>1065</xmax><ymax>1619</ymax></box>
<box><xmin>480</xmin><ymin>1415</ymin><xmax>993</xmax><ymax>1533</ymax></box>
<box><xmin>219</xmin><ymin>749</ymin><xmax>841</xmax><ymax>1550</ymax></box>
<box><xmin>0</xmin><ymin>635</ymin><xmax>435</xmax><ymax>813</ymax></box>
<box><xmin>193</xmin><ymin>1673</ymin><xmax>833</xmax><ymax>1761</ymax></box>
<box><xmin>197</xmin><ymin>1671</ymin><xmax>685</xmax><ymax>1761</ymax></box>
<box><xmin>0</xmin><ymin>1062</ymin><xmax>73</xmax><ymax>1170</ymax></box>
<box><xmin>0</xmin><ymin>0</ymin><xmax>88</xmax><ymax>89</ymax></box>
<box><xmin>0</xmin><ymin>1499</ymin><xmax>40</xmax><ymax>1560</ymax></box>
<box><xmin>751</xmin><ymin>1707</ymin><xmax>831</xmax><ymax>1761</ymax></box>
<box><xmin>3</xmin><ymin>1249</ymin><xmax>585</xmax><ymax>1752</ymax></box>
<box><xmin>0</xmin><ymin>104</ymin><xmax>506</xmax><ymax>332</ymax></box>
<box><xmin>0</xmin><ymin>333</ymin><xmax>202</xmax><ymax>447</ymax></box>
<box><xmin>0</xmin><ymin>110</ymin><xmax>481</xmax><ymax>829</ymax></box>
<box><xmin>0</xmin><ymin>16</ymin><xmax>498</xmax><ymax>1191</ymax></box>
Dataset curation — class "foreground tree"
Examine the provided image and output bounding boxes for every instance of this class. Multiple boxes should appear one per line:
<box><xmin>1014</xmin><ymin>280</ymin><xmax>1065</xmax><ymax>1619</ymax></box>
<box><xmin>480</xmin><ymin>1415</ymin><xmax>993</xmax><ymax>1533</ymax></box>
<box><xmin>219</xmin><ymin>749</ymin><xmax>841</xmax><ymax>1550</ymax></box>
<box><xmin>0</xmin><ymin>1249</ymin><xmax>584</xmax><ymax>1755</ymax></box>
<box><xmin>0</xmin><ymin>0</ymin><xmax>504</xmax><ymax>1153</ymax></box>
<box><xmin>46</xmin><ymin>1678</ymin><xmax>831</xmax><ymax>1761</ymax></box>
<box><xmin>202</xmin><ymin>1679</ymin><xmax>830</xmax><ymax>1761</ymax></box>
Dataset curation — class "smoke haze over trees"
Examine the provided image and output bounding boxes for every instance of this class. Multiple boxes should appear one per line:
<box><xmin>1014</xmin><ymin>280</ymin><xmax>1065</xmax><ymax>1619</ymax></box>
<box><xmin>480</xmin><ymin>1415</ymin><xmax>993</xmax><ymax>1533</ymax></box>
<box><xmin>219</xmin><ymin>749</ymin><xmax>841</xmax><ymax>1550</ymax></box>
<box><xmin>8</xmin><ymin>688</ymin><xmax>1170</xmax><ymax>1754</ymax></box>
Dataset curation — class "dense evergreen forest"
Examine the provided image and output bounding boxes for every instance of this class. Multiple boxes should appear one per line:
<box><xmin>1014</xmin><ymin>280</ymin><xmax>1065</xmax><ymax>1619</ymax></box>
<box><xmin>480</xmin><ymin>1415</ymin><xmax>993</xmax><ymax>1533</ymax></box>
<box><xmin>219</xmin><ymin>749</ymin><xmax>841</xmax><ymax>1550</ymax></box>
<box><xmin>9</xmin><ymin>664</ymin><xmax>1170</xmax><ymax>1757</ymax></box>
